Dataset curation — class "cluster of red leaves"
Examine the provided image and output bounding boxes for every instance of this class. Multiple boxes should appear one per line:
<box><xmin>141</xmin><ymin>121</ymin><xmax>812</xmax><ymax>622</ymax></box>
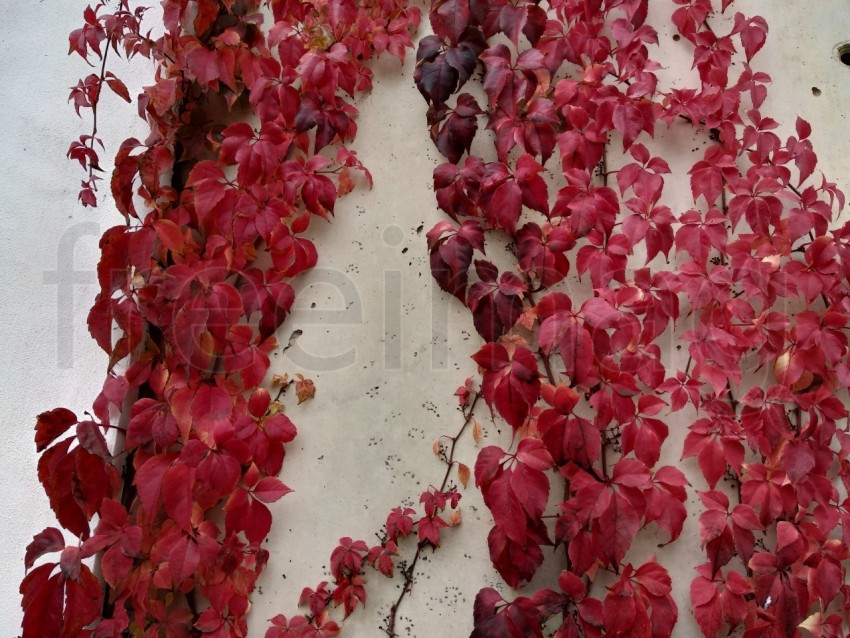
<box><xmin>420</xmin><ymin>0</ymin><xmax>850</xmax><ymax>635</ymax></box>
<box><xmin>23</xmin><ymin>1</ymin><xmax>422</xmax><ymax>636</ymax></box>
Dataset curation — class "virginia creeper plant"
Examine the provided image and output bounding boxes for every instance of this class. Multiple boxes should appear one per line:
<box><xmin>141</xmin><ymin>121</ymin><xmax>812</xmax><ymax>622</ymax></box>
<box><xmin>417</xmin><ymin>0</ymin><xmax>850</xmax><ymax>636</ymax></box>
<box><xmin>20</xmin><ymin>1</ymin><xmax>473</xmax><ymax>637</ymax></box>
<box><xmin>20</xmin><ymin>0</ymin><xmax>850</xmax><ymax>636</ymax></box>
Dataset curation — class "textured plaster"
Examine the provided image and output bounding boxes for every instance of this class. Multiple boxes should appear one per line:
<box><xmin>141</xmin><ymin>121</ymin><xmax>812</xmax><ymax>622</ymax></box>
<box><xmin>1</xmin><ymin>2</ymin><xmax>849</xmax><ymax>636</ymax></box>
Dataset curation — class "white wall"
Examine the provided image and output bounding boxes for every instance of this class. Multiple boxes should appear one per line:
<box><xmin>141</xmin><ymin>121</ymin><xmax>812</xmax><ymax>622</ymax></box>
<box><xmin>2</xmin><ymin>2</ymin><xmax>849</xmax><ymax>636</ymax></box>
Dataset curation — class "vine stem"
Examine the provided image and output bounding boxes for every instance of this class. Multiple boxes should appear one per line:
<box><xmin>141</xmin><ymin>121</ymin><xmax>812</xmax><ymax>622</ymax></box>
<box><xmin>384</xmin><ymin>392</ymin><xmax>481</xmax><ymax>637</ymax></box>
<box><xmin>525</xmin><ymin>290</ymin><xmax>558</xmax><ymax>387</ymax></box>
<box><xmin>85</xmin><ymin>35</ymin><xmax>113</xmax><ymax>192</ymax></box>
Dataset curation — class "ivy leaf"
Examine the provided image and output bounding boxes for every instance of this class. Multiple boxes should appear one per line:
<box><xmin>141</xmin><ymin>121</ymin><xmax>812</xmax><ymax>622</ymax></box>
<box><xmin>187</xmin><ymin>160</ymin><xmax>228</xmax><ymax>221</ymax></box>
<box><xmin>190</xmin><ymin>385</ymin><xmax>233</xmax><ymax>445</ymax></box>
<box><xmin>35</xmin><ymin>408</ymin><xmax>78</xmax><ymax>452</ymax></box>
<box><xmin>472</xmin><ymin>344</ymin><xmax>540</xmax><ymax>430</ymax></box>
<box><xmin>691</xmin><ymin>564</ymin><xmax>751</xmax><ymax>637</ymax></box>
<box><xmin>162</xmin><ymin>463</ymin><xmax>194</xmax><ymax>532</ymax></box>
<box><xmin>427</xmin><ymin>220</ymin><xmax>485</xmax><ymax>301</ymax></box>
<box><xmin>20</xmin><ymin>560</ymin><xmax>102</xmax><ymax>638</ymax></box>
<box><xmin>252</xmin><ymin>476</ymin><xmax>293</xmax><ymax>503</ymax></box>
<box><xmin>688</xmin><ymin>148</ymin><xmax>737</xmax><ymax>206</ymax></box>
<box><xmin>467</xmin><ymin>264</ymin><xmax>526</xmax><ymax>342</ymax></box>
<box><xmin>480</xmin><ymin>461</ymin><xmax>526</xmax><ymax>543</ymax></box>
<box><xmin>104</xmin><ymin>72</ymin><xmax>131</xmax><ymax>102</ymax></box>
<box><xmin>416</xmin><ymin>52</ymin><xmax>460</xmax><ymax>106</ymax></box>
<box><xmin>612</xmin><ymin>101</ymin><xmax>645</xmax><ymax>149</ymax></box>
<box><xmin>732</xmin><ymin>13</ymin><xmax>768</xmax><ymax>61</ymax></box>
<box><xmin>487</xmin><ymin>524</ymin><xmax>546</xmax><ymax>590</ymax></box>
<box><xmin>432</xmin><ymin>93</ymin><xmax>482</xmax><ymax>163</ymax></box>
<box><xmin>595</xmin><ymin>492</ymin><xmax>640</xmax><ymax>567</ymax></box>
<box><xmin>483</xmin><ymin>178</ymin><xmax>523</xmax><ymax>235</ymax></box>
<box><xmin>516</xmin><ymin>223</ymin><xmax>573</xmax><ymax>288</ymax></box>
<box><xmin>430</xmin><ymin>0</ymin><xmax>471</xmax><ymax>45</ymax></box>
<box><xmin>24</xmin><ymin>528</ymin><xmax>65</xmax><ymax>571</ymax></box>
<box><xmin>537</xmin><ymin>293</ymin><xmax>596</xmax><ymax>385</ymax></box>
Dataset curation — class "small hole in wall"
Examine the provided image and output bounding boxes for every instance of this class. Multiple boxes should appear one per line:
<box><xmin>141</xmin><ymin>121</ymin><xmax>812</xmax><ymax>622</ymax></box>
<box><xmin>812</xmin><ymin>86</ymin><xmax>822</xmax><ymax>96</ymax></box>
<box><xmin>836</xmin><ymin>43</ymin><xmax>850</xmax><ymax>66</ymax></box>
<box><xmin>672</xmin><ymin>34</ymin><xmax>680</xmax><ymax>41</ymax></box>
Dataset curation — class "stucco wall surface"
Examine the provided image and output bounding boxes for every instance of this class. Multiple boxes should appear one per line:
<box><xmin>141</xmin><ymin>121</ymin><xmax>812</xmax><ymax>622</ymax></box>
<box><xmin>2</xmin><ymin>2</ymin><xmax>850</xmax><ymax>637</ymax></box>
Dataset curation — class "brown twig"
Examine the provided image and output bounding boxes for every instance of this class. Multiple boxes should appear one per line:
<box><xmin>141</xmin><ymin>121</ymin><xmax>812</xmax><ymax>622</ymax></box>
<box><xmin>384</xmin><ymin>393</ymin><xmax>481</xmax><ymax>637</ymax></box>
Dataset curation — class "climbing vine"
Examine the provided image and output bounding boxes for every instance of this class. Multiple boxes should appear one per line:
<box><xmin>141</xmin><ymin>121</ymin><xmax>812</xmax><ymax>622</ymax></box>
<box><xmin>20</xmin><ymin>0</ymin><xmax>850</xmax><ymax>636</ymax></box>
<box><xmin>19</xmin><ymin>1</ymin><xmax>465</xmax><ymax>636</ymax></box>
<box><xmin>417</xmin><ymin>0</ymin><xmax>850</xmax><ymax>635</ymax></box>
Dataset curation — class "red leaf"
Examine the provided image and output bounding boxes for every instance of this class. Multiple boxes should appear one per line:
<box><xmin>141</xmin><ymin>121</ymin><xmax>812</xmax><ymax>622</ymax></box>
<box><xmin>515</xmin><ymin>438</ymin><xmax>554</xmax><ymax>472</ymax></box>
<box><xmin>162</xmin><ymin>463</ymin><xmax>194</xmax><ymax>532</ymax></box>
<box><xmin>472</xmin><ymin>587</ymin><xmax>544</xmax><ymax>637</ymax></box>
<box><xmin>468</xmin><ymin>267</ymin><xmax>526</xmax><ymax>342</ymax></box>
<box><xmin>612</xmin><ymin>102</ymin><xmax>645</xmax><ymax>149</ymax></box>
<box><xmin>386</xmin><ymin>507</ymin><xmax>416</xmax><ymax>541</ymax></box>
<box><xmin>514</xmin><ymin>154</ymin><xmax>549</xmax><ymax>214</ymax></box>
<box><xmin>194</xmin><ymin>0</ymin><xmax>219</xmax><ymax>35</ymax></box>
<box><xmin>415</xmin><ymin>49</ymin><xmax>461</xmax><ymax>106</ymax></box>
<box><xmin>20</xmin><ymin>565</ymin><xmax>63</xmax><ymax>638</ymax></box>
<box><xmin>187</xmin><ymin>161</ymin><xmax>228</xmax><ymax>220</ymax></box>
<box><xmin>537</xmin><ymin>293</ymin><xmax>596</xmax><ymax>385</ymax></box>
<box><xmin>795</xmin><ymin>116</ymin><xmax>812</xmax><ymax>140</ymax></box>
<box><xmin>780</xmin><ymin>438</ymin><xmax>816</xmax><ymax>482</ymax></box>
<box><xmin>472</xmin><ymin>344</ymin><xmax>541</xmax><ymax>430</ymax></box>
<box><xmin>486</xmin><ymin>525</ymin><xmax>546</xmax><ymax>591</ymax></box>
<box><xmin>602</xmin><ymin>575</ymin><xmax>638</xmax><ymax>635</ymax></box>
<box><xmin>105</xmin><ymin>73</ymin><xmax>130</xmax><ymax>102</ymax></box>
<box><xmin>35</xmin><ymin>408</ymin><xmax>78</xmax><ymax>452</ymax></box>
<box><xmin>482</xmin><ymin>471</ymin><xmax>526</xmax><ymax>543</ymax></box>
<box><xmin>427</xmin><ymin>220</ymin><xmax>484</xmax><ymax>301</ymax></box>
<box><xmin>733</xmin><ymin>13</ymin><xmax>768</xmax><ymax>61</ymax></box>
<box><xmin>418</xmin><ymin>513</ymin><xmax>447</xmax><ymax>546</ymax></box>
<box><xmin>245</xmin><ymin>498</ymin><xmax>273</xmax><ymax>544</ymax></box>
<box><xmin>20</xmin><ymin>561</ymin><xmax>102</xmax><ymax>638</ymax></box>
<box><xmin>134</xmin><ymin>454</ymin><xmax>170</xmax><ymax>518</ymax></box>
<box><xmin>475</xmin><ymin>445</ymin><xmax>507</xmax><ymax>487</ymax></box>
<box><xmin>645</xmin><ymin>487</ymin><xmax>687</xmax><ymax>543</ymax></box>
<box><xmin>484</xmin><ymin>179</ymin><xmax>523</xmax><ymax>235</ymax></box>
<box><xmin>430</xmin><ymin>0</ymin><xmax>471</xmax><ymax>44</ymax></box>
<box><xmin>191</xmin><ymin>385</ymin><xmax>233</xmax><ymax>444</ymax></box>
<box><xmin>100</xmin><ymin>544</ymin><xmax>132</xmax><ymax>588</ymax></box>
<box><xmin>433</xmin><ymin>93</ymin><xmax>482</xmax><ymax>163</ymax></box>
<box><xmin>168</xmin><ymin>535</ymin><xmax>200</xmax><ymax>584</ymax></box>
<box><xmin>75</xmin><ymin>421</ymin><xmax>110</xmax><ymax>459</ymax></box>
<box><xmin>87</xmin><ymin>295</ymin><xmax>113</xmax><ymax>354</ymax></box>
<box><xmin>368</xmin><ymin>541</ymin><xmax>397</xmax><ymax>577</ymax></box>
<box><xmin>37</xmin><ymin>440</ymin><xmax>90</xmax><ymax>539</ymax></box>
<box><xmin>595</xmin><ymin>492</ymin><xmax>640</xmax><ymax>566</ymax></box>
<box><xmin>691</xmin><ymin>564</ymin><xmax>751</xmax><ymax>637</ymax></box>
<box><xmin>581</xmin><ymin>297</ymin><xmax>621</xmax><ymax>330</ymax></box>
<box><xmin>24</xmin><ymin>528</ymin><xmax>65</xmax><ymax>570</ymax></box>
<box><xmin>253</xmin><ymin>476</ymin><xmax>293</xmax><ymax>503</ymax></box>
<box><xmin>688</xmin><ymin>148</ymin><xmax>737</xmax><ymax>206</ymax></box>
<box><xmin>511</xmin><ymin>462</ymin><xmax>550</xmax><ymax>522</ymax></box>
<box><xmin>516</xmin><ymin>223</ymin><xmax>572</xmax><ymax>288</ymax></box>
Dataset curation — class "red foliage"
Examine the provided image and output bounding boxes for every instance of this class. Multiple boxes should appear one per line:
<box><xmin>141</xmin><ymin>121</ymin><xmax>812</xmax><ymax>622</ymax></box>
<box><xmin>420</xmin><ymin>0</ymin><xmax>850</xmax><ymax>635</ymax></box>
<box><xmin>23</xmin><ymin>0</ymin><xmax>850</xmax><ymax>636</ymax></box>
<box><xmin>23</xmin><ymin>0</ymin><xmax>425</xmax><ymax>636</ymax></box>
